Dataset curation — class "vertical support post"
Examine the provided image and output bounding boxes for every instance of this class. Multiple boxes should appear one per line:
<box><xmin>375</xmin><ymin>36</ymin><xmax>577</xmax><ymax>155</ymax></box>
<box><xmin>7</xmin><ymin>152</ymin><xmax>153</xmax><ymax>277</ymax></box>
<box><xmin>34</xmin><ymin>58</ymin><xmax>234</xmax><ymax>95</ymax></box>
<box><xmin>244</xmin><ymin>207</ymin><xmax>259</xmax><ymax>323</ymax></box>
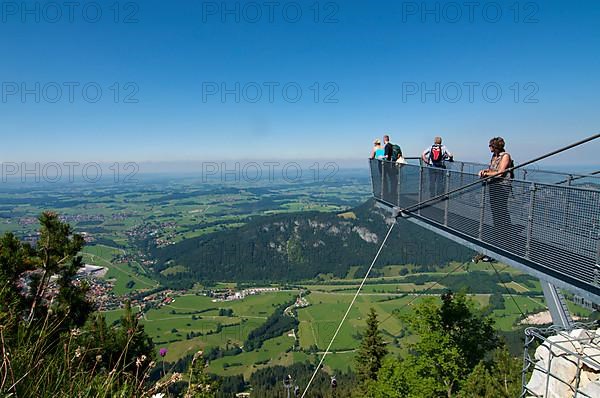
<box><xmin>595</xmin><ymin>237</ymin><xmax>600</xmax><ymax>286</ymax></box>
<box><xmin>540</xmin><ymin>280</ymin><xmax>573</xmax><ymax>329</ymax></box>
<box><xmin>397</xmin><ymin>164</ymin><xmax>402</xmax><ymax>207</ymax></box>
<box><xmin>564</xmin><ymin>175</ymin><xmax>573</xmax><ymax>229</ymax></box>
<box><xmin>444</xmin><ymin>170</ymin><xmax>450</xmax><ymax>226</ymax></box>
<box><xmin>525</xmin><ymin>183</ymin><xmax>536</xmax><ymax>259</ymax></box>
<box><xmin>523</xmin><ymin>169</ymin><xmax>528</xmax><ymax>181</ymax></box>
<box><xmin>478</xmin><ymin>182</ymin><xmax>486</xmax><ymax>240</ymax></box>
<box><xmin>380</xmin><ymin>161</ymin><xmax>385</xmax><ymax>200</ymax></box>
<box><xmin>418</xmin><ymin>165</ymin><xmax>423</xmax><ymax>216</ymax></box>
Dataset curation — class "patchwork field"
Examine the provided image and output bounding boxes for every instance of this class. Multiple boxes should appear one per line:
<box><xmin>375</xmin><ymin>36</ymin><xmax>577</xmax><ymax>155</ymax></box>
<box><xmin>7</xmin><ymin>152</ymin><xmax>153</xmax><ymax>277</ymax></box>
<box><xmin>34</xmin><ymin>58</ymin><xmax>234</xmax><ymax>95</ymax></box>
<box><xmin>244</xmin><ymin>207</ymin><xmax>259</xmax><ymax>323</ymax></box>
<box><xmin>92</xmin><ymin>261</ymin><xmax>593</xmax><ymax>376</ymax></box>
<box><xmin>141</xmin><ymin>292</ymin><xmax>298</xmax><ymax>361</ymax></box>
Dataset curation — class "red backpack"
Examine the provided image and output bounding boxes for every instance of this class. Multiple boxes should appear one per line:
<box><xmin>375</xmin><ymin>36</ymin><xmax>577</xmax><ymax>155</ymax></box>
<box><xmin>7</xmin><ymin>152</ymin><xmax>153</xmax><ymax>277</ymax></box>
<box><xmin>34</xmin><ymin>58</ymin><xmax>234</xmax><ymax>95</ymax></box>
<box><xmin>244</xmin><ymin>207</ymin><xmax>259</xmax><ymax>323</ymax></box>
<box><xmin>429</xmin><ymin>144</ymin><xmax>444</xmax><ymax>166</ymax></box>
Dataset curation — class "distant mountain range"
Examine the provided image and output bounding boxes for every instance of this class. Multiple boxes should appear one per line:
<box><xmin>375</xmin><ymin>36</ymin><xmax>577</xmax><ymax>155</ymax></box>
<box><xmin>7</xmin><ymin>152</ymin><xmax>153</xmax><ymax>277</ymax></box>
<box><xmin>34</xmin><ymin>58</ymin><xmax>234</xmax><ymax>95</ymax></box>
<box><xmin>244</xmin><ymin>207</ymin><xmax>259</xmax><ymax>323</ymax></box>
<box><xmin>151</xmin><ymin>200</ymin><xmax>473</xmax><ymax>284</ymax></box>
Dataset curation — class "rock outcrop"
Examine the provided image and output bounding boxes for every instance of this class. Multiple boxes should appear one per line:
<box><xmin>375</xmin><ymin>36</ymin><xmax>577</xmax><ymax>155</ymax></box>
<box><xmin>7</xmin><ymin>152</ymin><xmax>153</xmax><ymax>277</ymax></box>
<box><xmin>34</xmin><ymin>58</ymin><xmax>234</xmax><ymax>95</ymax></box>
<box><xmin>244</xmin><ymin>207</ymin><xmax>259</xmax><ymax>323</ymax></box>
<box><xmin>525</xmin><ymin>328</ymin><xmax>600</xmax><ymax>397</ymax></box>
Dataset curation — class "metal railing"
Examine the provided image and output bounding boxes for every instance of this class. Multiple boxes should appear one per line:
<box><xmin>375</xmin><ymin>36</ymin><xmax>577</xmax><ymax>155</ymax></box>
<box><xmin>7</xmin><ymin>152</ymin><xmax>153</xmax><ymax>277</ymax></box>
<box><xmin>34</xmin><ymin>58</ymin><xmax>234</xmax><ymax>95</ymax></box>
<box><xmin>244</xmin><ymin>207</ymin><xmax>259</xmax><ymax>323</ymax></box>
<box><xmin>408</xmin><ymin>157</ymin><xmax>600</xmax><ymax>187</ymax></box>
<box><xmin>370</xmin><ymin>159</ymin><xmax>600</xmax><ymax>298</ymax></box>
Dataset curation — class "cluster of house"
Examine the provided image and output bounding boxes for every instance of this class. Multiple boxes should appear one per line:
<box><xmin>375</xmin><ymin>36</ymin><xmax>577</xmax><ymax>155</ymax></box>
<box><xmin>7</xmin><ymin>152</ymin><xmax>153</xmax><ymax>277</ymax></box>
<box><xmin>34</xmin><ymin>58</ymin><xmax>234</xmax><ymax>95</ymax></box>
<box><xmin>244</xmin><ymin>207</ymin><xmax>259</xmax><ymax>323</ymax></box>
<box><xmin>210</xmin><ymin>287</ymin><xmax>280</xmax><ymax>302</ymax></box>
<box><xmin>126</xmin><ymin>221</ymin><xmax>178</xmax><ymax>248</ymax></box>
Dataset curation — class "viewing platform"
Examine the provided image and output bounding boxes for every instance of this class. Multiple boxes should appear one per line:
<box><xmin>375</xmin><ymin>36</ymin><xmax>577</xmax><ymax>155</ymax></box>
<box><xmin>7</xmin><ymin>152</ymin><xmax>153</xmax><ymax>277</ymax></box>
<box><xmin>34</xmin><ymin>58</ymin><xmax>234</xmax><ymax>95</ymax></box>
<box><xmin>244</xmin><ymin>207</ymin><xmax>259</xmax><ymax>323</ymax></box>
<box><xmin>369</xmin><ymin>158</ymin><xmax>600</xmax><ymax>310</ymax></box>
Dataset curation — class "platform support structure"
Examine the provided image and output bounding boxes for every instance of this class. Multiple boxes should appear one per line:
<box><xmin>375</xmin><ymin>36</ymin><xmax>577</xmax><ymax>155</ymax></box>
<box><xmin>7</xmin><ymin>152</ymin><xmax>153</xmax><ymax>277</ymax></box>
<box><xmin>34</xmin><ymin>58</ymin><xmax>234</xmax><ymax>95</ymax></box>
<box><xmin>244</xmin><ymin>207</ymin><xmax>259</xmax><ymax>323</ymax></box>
<box><xmin>539</xmin><ymin>281</ymin><xmax>573</xmax><ymax>330</ymax></box>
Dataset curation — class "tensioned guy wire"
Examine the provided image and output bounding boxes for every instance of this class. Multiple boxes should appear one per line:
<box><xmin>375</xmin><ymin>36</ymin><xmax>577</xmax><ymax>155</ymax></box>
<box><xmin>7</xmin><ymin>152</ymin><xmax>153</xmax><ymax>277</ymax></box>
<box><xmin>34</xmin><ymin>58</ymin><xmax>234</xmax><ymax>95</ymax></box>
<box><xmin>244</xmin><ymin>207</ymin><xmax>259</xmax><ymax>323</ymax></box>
<box><xmin>489</xmin><ymin>261</ymin><xmax>527</xmax><ymax>320</ymax></box>
<box><xmin>556</xmin><ymin>170</ymin><xmax>600</xmax><ymax>185</ymax></box>
<box><xmin>300</xmin><ymin>220</ymin><xmax>397</xmax><ymax>398</ymax></box>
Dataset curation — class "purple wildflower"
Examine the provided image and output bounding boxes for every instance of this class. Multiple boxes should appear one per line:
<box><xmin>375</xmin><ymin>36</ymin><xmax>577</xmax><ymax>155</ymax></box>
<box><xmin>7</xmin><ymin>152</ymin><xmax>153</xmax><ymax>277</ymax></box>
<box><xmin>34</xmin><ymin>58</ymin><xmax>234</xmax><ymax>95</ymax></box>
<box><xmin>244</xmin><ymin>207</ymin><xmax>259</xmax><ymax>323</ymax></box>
<box><xmin>159</xmin><ymin>348</ymin><xmax>168</xmax><ymax>357</ymax></box>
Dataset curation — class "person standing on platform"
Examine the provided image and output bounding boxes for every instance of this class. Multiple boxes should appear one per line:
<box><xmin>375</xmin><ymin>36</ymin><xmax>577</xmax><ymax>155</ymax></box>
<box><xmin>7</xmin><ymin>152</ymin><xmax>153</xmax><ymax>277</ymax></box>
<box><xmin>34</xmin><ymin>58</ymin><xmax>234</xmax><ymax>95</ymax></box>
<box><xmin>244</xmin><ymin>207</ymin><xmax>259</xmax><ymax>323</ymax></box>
<box><xmin>479</xmin><ymin>137</ymin><xmax>514</xmax><ymax>236</ymax></box>
<box><xmin>422</xmin><ymin>136</ymin><xmax>453</xmax><ymax>198</ymax></box>
<box><xmin>370</xmin><ymin>139</ymin><xmax>385</xmax><ymax>160</ymax></box>
<box><xmin>382</xmin><ymin>134</ymin><xmax>399</xmax><ymax>204</ymax></box>
<box><xmin>383</xmin><ymin>135</ymin><xmax>394</xmax><ymax>161</ymax></box>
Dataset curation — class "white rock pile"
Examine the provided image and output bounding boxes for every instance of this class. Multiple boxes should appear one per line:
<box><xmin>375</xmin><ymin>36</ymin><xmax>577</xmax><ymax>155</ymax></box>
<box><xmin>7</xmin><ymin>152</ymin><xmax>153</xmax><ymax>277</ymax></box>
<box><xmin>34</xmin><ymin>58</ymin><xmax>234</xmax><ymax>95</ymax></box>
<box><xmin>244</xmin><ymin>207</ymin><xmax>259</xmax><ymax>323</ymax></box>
<box><xmin>526</xmin><ymin>328</ymin><xmax>600</xmax><ymax>397</ymax></box>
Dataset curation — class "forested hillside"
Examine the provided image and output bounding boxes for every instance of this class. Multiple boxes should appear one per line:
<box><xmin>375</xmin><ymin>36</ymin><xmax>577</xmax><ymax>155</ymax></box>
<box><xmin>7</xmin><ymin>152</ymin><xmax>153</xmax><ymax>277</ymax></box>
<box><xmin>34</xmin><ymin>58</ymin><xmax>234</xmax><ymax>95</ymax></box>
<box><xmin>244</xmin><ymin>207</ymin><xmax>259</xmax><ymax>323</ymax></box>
<box><xmin>152</xmin><ymin>200</ymin><xmax>474</xmax><ymax>284</ymax></box>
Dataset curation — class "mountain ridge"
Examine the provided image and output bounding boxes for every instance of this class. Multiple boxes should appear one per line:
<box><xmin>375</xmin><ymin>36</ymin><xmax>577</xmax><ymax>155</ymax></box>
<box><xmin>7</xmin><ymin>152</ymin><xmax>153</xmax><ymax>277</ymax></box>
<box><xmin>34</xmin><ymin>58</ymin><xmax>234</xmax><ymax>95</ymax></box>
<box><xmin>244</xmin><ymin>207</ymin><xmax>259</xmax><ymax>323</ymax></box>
<box><xmin>150</xmin><ymin>200</ymin><xmax>474</xmax><ymax>284</ymax></box>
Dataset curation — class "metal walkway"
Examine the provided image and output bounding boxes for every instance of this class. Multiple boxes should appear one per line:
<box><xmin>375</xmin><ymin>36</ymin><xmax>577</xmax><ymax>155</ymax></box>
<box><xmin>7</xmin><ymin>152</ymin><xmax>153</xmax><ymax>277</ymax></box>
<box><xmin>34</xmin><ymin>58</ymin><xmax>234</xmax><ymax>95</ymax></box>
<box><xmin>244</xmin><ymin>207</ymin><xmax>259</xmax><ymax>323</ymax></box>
<box><xmin>370</xmin><ymin>158</ymin><xmax>600</xmax><ymax>313</ymax></box>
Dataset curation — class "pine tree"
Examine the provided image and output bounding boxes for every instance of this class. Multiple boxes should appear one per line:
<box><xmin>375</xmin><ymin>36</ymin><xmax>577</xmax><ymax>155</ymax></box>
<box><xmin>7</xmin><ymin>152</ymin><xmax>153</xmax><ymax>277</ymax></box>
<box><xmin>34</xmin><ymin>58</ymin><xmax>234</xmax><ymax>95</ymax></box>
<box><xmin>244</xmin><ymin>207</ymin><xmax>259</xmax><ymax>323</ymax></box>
<box><xmin>0</xmin><ymin>233</ymin><xmax>35</xmax><ymax>325</ymax></box>
<box><xmin>27</xmin><ymin>211</ymin><xmax>89</xmax><ymax>326</ymax></box>
<box><xmin>355</xmin><ymin>308</ymin><xmax>388</xmax><ymax>390</ymax></box>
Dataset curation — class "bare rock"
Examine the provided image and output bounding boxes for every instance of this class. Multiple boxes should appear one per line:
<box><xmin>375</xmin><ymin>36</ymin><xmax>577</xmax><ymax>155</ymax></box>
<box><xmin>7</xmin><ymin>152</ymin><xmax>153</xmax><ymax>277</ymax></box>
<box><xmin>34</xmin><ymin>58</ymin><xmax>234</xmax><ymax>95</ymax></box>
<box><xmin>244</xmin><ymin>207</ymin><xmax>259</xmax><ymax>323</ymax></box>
<box><xmin>528</xmin><ymin>329</ymin><xmax>600</xmax><ymax>397</ymax></box>
<box><xmin>581</xmin><ymin>346</ymin><xmax>600</xmax><ymax>371</ymax></box>
<box><xmin>546</xmin><ymin>356</ymin><xmax>579</xmax><ymax>398</ymax></box>
<box><xmin>527</xmin><ymin>357</ymin><xmax>579</xmax><ymax>398</ymax></box>
<box><xmin>352</xmin><ymin>226</ymin><xmax>378</xmax><ymax>243</ymax></box>
<box><xmin>536</xmin><ymin>344</ymin><xmax>552</xmax><ymax>363</ymax></box>
<box><xmin>327</xmin><ymin>225</ymin><xmax>340</xmax><ymax>235</ymax></box>
<box><xmin>546</xmin><ymin>334</ymin><xmax>582</xmax><ymax>357</ymax></box>
<box><xmin>578</xmin><ymin>369</ymin><xmax>597</xmax><ymax>390</ymax></box>
<box><xmin>592</xmin><ymin>328</ymin><xmax>600</xmax><ymax>346</ymax></box>
<box><xmin>570</xmin><ymin>329</ymin><xmax>595</xmax><ymax>345</ymax></box>
<box><xmin>526</xmin><ymin>360</ymin><xmax>551</xmax><ymax>397</ymax></box>
<box><xmin>535</xmin><ymin>336</ymin><xmax>581</xmax><ymax>362</ymax></box>
<box><xmin>577</xmin><ymin>380</ymin><xmax>600</xmax><ymax>397</ymax></box>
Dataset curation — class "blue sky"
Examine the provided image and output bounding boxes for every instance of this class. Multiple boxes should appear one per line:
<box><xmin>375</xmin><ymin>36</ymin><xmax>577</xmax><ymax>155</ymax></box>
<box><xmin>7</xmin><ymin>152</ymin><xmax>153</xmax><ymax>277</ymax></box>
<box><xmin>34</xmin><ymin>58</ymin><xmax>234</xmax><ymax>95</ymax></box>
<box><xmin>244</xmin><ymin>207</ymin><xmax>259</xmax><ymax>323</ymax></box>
<box><xmin>1</xmin><ymin>0</ymin><xmax>598</xmax><ymax>167</ymax></box>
